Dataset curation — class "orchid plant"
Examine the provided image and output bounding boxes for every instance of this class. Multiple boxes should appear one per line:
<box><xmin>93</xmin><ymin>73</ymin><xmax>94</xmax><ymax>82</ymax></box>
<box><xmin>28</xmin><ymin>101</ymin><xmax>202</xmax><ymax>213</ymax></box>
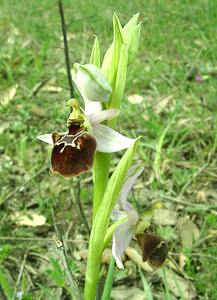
<box><xmin>38</xmin><ymin>12</ymin><xmax>167</xmax><ymax>300</ymax></box>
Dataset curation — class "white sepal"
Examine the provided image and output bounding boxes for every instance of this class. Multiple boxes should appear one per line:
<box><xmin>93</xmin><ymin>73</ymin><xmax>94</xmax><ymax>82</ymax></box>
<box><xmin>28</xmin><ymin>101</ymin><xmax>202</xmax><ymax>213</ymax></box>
<box><xmin>112</xmin><ymin>222</ymin><xmax>134</xmax><ymax>269</ymax></box>
<box><xmin>37</xmin><ymin>134</ymin><xmax>53</xmax><ymax>145</ymax></box>
<box><xmin>88</xmin><ymin>109</ymin><xmax>119</xmax><ymax>125</ymax></box>
<box><xmin>93</xmin><ymin>124</ymin><xmax>135</xmax><ymax>153</ymax></box>
<box><xmin>119</xmin><ymin>165</ymin><xmax>144</xmax><ymax>211</ymax></box>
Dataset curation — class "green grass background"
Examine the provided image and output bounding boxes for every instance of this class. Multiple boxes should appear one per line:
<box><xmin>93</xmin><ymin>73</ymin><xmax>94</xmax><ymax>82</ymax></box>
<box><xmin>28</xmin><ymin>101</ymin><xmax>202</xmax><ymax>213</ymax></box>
<box><xmin>0</xmin><ymin>0</ymin><xmax>217</xmax><ymax>299</ymax></box>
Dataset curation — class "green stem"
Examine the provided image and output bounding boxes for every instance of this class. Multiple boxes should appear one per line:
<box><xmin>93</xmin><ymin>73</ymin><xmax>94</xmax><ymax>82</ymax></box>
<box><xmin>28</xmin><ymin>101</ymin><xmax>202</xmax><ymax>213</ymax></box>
<box><xmin>57</xmin><ymin>0</ymin><xmax>74</xmax><ymax>99</ymax></box>
<box><xmin>93</xmin><ymin>152</ymin><xmax>111</xmax><ymax>219</ymax></box>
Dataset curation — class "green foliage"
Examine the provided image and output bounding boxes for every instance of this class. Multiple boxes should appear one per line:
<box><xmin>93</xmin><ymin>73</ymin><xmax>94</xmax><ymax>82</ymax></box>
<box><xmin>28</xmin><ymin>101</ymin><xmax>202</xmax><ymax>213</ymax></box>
<box><xmin>0</xmin><ymin>244</ymin><xmax>11</xmax><ymax>263</ymax></box>
<box><xmin>0</xmin><ymin>268</ymin><xmax>13</xmax><ymax>300</ymax></box>
<box><xmin>138</xmin><ymin>267</ymin><xmax>153</xmax><ymax>300</ymax></box>
<box><xmin>47</xmin><ymin>258</ymin><xmax>65</xmax><ymax>287</ymax></box>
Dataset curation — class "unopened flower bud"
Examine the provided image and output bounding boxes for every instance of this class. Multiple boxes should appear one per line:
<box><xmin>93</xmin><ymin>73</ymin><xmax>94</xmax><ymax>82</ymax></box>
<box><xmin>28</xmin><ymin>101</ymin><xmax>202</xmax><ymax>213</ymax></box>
<box><xmin>72</xmin><ymin>63</ymin><xmax>112</xmax><ymax>102</ymax></box>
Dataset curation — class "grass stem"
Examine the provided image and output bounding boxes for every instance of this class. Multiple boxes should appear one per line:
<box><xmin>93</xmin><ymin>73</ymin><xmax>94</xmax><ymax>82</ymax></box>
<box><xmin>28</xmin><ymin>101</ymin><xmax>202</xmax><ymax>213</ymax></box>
<box><xmin>57</xmin><ymin>0</ymin><xmax>74</xmax><ymax>98</ymax></box>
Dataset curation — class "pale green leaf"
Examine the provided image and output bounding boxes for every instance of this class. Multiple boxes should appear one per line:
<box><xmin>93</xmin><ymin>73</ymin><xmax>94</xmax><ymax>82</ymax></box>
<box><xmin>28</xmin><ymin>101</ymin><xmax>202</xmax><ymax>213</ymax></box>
<box><xmin>101</xmin><ymin>43</ymin><xmax>113</xmax><ymax>78</ymax></box>
<box><xmin>84</xmin><ymin>137</ymin><xmax>141</xmax><ymax>300</ymax></box>
<box><xmin>128</xmin><ymin>22</ymin><xmax>141</xmax><ymax>63</ymax></box>
<box><xmin>122</xmin><ymin>13</ymin><xmax>139</xmax><ymax>47</ymax></box>
<box><xmin>102</xmin><ymin>13</ymin><xmax>124</xmax><ymax>87</ymax></box>
<box><xmin>97</xmin><ymin>137</ymin><xmax>140</xmax><ymax>225</ymax></box>
<box><xmin>90</xmin><ymin>35</ymin><xmax>101</xmax><ymax>67</ymax></box>
<box><xmin>109</xmin><ymin>44</ymin><xmax>128</xmax><ymax>116</ymax></box>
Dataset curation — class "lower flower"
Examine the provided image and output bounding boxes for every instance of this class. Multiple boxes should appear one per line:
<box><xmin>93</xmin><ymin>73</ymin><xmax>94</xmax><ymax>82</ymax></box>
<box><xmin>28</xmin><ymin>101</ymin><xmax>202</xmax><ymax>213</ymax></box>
<box><xmin>136</xmin><ymin>232</ymin><xmax>168</xmax><ymax>269</ymax></box>
<box><xmin>111</xmin><ymin>165</ymin><xmax>168</xmax><ymax>269</ymax></box>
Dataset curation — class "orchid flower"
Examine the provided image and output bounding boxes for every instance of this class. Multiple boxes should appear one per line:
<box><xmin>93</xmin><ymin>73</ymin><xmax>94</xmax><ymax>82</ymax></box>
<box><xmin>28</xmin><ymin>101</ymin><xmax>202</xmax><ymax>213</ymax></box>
<box><xmin>38</xmin><ymin>64</ymin><xmax>135</xmax><ymax>176</ymax></box>
<box><xmin>112</xmin><ymin>165</ymin><xmax>168</xmax><ymax>269</ymax></box>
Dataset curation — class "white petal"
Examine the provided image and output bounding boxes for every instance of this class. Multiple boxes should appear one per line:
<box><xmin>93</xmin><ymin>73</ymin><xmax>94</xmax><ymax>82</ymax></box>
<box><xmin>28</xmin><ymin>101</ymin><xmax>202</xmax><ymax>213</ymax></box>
<box><xmin>112</xmin><ymin>221</ymin><xmax>134</xmax><ymax>269</ymax></box>
<box><xmin>93</xmin><ymin>124</ymin><xmax>135</xmax><ymax>153</ymax></box>
<box><xmin>119</xmin><ymin>165</ymin><xmax>144</xmax><ymax>211</ymax></box>
<box><xmin>88</xmin><ymin>109</ymin><xmax>120</xmax><ymax>125</ymax></box>
<box><xmin>84</xmin><ymin>98</ymin><xmax>102</xmax><ymax>115</ymax></box>
<box><xmin>37</xmin><ymin>134</ymin><xmax>53</xmax><ymax>145</ymax></box>
<box><xmin>111</xmin><ymin>204</ymin><xmax>127</xmax><ymax>221</ymax></box>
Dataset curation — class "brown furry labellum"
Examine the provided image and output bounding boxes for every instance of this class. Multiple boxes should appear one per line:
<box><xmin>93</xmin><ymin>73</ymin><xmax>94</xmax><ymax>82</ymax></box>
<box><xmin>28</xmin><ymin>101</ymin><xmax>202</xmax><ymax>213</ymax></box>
<box><xmin>136</xmin><ymin>232</ymin><xmax>168</xmax><ymax>269</ymax></box>
<box><xmin>50</xmin><ymin>123</ymin><xmax>96</xmax><ymax>177</ymax></box>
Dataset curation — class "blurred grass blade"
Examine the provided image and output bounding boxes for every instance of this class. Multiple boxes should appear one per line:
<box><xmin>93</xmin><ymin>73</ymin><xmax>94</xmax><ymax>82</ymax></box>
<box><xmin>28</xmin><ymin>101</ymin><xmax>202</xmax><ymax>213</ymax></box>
<box><xmin>153</xmin><ymin>112</ymin><xmax>176</xmax><ymax>182</ymax></box>
<box><xmin>0</xmin><ymin>268</ymin><xmax>13</xmax><ymax>300</ymax></box>
<box><xmin>49</xmin><ymin>258</ymin><xmax>65</xmax><ymax>287</ymax></box>
<box><xmin>173</xmin><ymin>271</ymin><xmax>185</xmax><ymax>300</ymax></box>
<box><xmin>90</xmin><ymin>35</ymin><xmax>101</xmax><ymax>67</ymax></box>
<box><xmin>101</xmin><ymin>257</ymin><xmax>115</xmax><ymax>300</ymax></box>
<box><xmin>138</xmin><ymin>267</ymin><xmax>153</xmax><ymax>300</ymax></box>
<box><xmin>162</xmin><ymin>268</ymin><xmax>172</xmax><ymax>300</ymax></box>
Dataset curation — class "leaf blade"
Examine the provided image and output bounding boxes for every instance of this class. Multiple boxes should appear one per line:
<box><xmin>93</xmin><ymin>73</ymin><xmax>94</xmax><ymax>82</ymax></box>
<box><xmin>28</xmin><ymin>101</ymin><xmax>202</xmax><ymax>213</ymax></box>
<box><xmin>84</xmin><ymin>137</ymin><xmax>141</xmax><ymax>300</ymax></box>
